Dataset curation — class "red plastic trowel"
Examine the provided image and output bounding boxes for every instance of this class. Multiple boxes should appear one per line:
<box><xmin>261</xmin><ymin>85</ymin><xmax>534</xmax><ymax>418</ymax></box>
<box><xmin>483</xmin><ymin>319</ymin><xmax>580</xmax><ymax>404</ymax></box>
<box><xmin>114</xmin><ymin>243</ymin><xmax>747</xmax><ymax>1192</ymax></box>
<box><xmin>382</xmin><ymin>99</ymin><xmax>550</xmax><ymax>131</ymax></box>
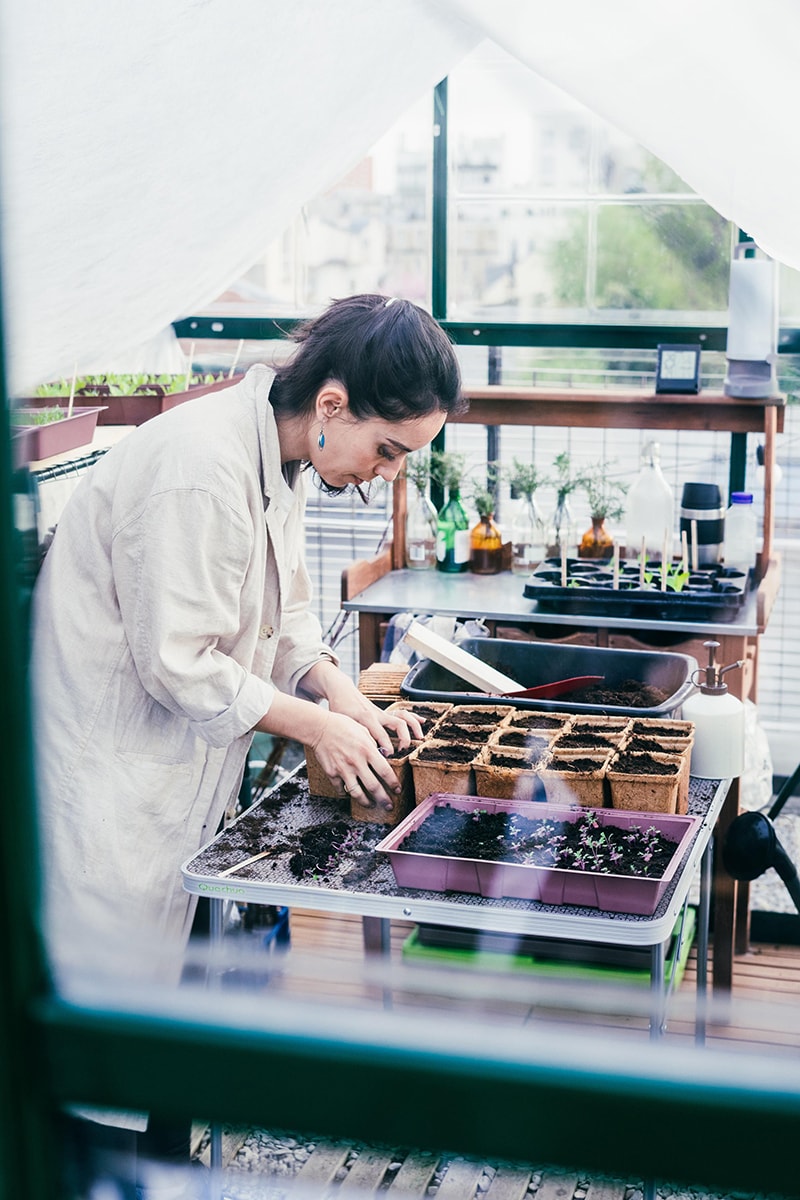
<box><xmin>403</xmin><ymin>622</ymin><xmax>603</xmax><ymax>700</ymax></box>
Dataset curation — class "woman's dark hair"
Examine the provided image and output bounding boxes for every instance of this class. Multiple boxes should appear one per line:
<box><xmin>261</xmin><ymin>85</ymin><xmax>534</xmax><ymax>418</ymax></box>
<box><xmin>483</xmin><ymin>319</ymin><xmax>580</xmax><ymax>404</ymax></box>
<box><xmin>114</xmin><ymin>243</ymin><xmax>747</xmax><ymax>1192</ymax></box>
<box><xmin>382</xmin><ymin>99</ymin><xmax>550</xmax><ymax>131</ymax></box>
<box><xmin>270</xmin><ymin>294</ymin><xmax>466</xmax><ymax>423</ymax></box>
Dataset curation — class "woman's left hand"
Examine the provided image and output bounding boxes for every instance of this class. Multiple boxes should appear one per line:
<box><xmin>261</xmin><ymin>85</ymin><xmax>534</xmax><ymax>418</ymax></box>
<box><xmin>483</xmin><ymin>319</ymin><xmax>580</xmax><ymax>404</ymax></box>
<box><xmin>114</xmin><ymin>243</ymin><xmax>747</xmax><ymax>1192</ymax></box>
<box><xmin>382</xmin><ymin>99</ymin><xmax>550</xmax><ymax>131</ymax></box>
<box><xmin>299</xmin><ymin>661</ymin><xmax>423</xmax><ymax>753</ymax></box>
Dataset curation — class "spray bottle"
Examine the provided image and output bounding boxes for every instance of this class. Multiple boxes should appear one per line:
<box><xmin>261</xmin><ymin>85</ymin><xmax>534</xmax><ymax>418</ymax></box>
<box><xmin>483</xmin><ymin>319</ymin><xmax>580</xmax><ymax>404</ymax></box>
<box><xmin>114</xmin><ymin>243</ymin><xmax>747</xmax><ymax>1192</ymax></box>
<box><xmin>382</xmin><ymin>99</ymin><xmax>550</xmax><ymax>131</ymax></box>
<box><xmin>682</xmin><ymin>641</ymin><xmax>745</xmax><ymax>778</ymax></box>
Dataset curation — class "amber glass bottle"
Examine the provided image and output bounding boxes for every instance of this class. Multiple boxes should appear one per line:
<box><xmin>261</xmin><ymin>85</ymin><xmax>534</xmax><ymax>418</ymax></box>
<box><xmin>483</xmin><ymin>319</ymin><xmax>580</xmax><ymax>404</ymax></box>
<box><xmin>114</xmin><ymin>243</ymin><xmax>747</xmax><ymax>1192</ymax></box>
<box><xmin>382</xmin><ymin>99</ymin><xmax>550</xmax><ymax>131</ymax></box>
<box><xmin>470</xmin><ymin>513</ymin><xmax>503</xmax><ymax>574</ymax></box>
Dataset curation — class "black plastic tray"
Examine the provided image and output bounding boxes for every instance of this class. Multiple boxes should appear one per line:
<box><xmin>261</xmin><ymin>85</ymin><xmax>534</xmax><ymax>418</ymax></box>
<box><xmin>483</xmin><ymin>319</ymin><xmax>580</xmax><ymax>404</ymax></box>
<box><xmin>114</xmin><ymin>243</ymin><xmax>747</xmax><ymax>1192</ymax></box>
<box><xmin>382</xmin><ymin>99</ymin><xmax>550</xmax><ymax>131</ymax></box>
<box><xmin>523</xmin><ymin>557</ymin><xmax>748</xmax><ymax>622</ymax></box>
<box><xmin>400</xmin><ymin>636</ymin><xmax>697</xmax><ymax>717</ymax></box>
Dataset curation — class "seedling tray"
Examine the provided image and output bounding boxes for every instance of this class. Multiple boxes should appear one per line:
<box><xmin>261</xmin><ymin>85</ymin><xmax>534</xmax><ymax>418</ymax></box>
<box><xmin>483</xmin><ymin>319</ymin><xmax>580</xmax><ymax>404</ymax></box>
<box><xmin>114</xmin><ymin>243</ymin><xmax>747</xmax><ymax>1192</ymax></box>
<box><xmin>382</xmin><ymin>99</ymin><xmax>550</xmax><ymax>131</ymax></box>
<box><xmin>523</xmin><ymin>557</ymin><xmax>748</xmax><ymax>621</ymax></box>
<box><xmin>376</xmin><ymin>794</ymin><xmax>700</xmax><ymax>915</ymax></box>
<box><xmin>401</xmin><ymin>636</ymin><xmax>696</xmax><ymax>717</ymax></box>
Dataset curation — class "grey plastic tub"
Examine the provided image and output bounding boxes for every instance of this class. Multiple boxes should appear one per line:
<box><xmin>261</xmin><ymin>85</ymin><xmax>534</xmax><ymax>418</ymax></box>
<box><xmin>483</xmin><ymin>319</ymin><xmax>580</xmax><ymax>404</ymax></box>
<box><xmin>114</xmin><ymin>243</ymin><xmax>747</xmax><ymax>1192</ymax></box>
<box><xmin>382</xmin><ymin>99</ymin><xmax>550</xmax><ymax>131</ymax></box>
<box><xmin>400</xmin><ymin>636</ymin><xmax>697</xmax><ymax>718</ymax></box>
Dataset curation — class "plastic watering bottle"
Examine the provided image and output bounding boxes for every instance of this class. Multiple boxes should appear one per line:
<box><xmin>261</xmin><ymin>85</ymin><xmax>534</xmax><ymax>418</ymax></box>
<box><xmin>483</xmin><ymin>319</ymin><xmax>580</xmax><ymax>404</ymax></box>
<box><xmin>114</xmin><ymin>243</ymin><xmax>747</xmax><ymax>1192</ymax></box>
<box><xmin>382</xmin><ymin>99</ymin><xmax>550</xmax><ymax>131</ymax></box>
<box><xmin>625</xmin><ymin>441</ymin><xmax>675</xmax><ymax>560</ymax></box>
<box><xmin>724</xmin><ymin>492</ymin><xmax>757</xmax><ymax>579</ymax></box>
<box><xmin>682</xmin><ymin>641</ymin><xmax>745</xmax><ymax>779</ymax></box>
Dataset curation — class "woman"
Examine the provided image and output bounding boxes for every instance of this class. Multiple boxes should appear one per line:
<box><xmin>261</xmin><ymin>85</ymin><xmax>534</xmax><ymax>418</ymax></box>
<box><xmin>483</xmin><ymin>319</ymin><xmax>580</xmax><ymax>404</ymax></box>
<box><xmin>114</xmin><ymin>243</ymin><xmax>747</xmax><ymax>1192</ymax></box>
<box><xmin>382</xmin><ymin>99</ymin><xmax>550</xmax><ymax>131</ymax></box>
<box><xmin>30</xmin><ymin>293</ymin><xmax>465</xmax><ymax>992</ymax></box>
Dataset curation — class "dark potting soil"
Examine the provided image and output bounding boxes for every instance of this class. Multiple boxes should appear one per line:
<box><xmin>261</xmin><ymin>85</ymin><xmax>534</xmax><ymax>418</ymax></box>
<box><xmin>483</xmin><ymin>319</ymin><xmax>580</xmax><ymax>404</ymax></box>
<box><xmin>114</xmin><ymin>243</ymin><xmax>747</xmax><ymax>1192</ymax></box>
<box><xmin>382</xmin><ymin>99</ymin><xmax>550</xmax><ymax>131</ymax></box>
<box><xmin>443</xmin><ymin>708</ymin><xmax>502</xmax><ymax>725</ymax></box>
<box><xmin>507</xmin><ymin>714</ymin><xmax>567</xmax><ymax>731</ymax></box>
<box><xmin>547</xmin><ymin>756</ymin><xmax>607</xmax><ymax>773</ymax></box>
<box><xmin>611</xmin><ymin>752</ymin><xmax>678</xmax><ymax>776</ymax></box>
<box><xmin>568</xmin><ymin>680</ymin><xmax>670</xmax><ymax>707</ymax></box>
<box><xmin>398</xmin><ymin>703</ymin><xmax>451</xmax><ymax>721</ymax></box>
<box><xmin>287</xmin><ymin>820</ymin><xmax>382</xmax><ymax>880</ymax></box>
<box><xmin>495</xmin><ymin>730</ymin><xmax>551</xmax><ymax>751</ymax></box>
<box><xmin>624</xmin><ymin>735</ymin><xmax>668</xmax><ymax>754</ymax></box>
<box><xmin>629</xmin><ymin>720</ymin><xmax>691</xmax><ymax>739</ymax></box>
<box><xmin>488</xmin><ymin>748</ymin><xmax>549</xmax><ymax>769</ymax></box>
<box><xmin>397</xmin><ymin>804</ymin><xmax>679</xmax><ymax>877</ymax></box>
<box><xmin>555</xmin><ymin>731</ymin><xmax>616</xmax><ymax>748</ymax></box>
<box><xmin>415</xmin><ymin>742</ymin><xmax>476</xmax><ymax>764</ymax></box>
<box><xmin>434</xmin><ymin>721</ymin><xmax>495</xmax><ymax>742</ymax></box>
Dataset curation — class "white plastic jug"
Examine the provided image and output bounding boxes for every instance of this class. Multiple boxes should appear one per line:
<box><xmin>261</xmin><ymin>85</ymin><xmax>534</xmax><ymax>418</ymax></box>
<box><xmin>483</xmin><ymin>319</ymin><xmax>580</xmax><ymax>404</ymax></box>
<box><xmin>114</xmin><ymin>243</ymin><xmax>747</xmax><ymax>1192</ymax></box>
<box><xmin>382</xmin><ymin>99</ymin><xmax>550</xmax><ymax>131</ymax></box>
<box><xmin>625</xmin><ymin>441</ymin><xmax>675</xmax><ymax>560</ymax></box>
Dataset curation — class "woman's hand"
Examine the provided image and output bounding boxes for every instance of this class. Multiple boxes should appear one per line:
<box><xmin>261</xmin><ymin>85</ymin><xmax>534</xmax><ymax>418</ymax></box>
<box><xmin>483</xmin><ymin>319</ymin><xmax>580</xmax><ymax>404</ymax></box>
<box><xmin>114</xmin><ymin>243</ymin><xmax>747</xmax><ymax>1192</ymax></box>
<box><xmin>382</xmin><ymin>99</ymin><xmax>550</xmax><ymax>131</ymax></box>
<box><xmin>297</xmin><ymin>660</ymin><xmax>423</xmax><ymax>809</ymax></box>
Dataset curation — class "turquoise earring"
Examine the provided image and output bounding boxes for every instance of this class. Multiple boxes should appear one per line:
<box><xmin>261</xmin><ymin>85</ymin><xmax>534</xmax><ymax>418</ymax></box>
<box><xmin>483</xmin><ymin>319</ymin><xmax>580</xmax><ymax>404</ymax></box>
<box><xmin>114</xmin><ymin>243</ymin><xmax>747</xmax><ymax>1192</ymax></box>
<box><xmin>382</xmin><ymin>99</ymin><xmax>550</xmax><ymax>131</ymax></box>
<box><xmin>318</xmin><ymin>425</ymin><xmax>325</xmax><ymax>449</ymax></box>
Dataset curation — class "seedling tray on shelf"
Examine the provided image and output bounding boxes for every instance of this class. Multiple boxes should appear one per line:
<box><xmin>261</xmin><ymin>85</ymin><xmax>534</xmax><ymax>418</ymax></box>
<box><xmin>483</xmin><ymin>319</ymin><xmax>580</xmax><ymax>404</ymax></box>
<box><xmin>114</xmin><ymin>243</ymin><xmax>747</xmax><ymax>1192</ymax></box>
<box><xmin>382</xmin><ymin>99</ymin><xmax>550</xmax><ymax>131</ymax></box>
<box><xmin>376</xmin><ymin>793</ymin><xmax>701</xmax><ymax>916</ymax></box>
<box><xmin>401</xmin><ymin>636</ymin><xmax>696</xmax><ymax>717</ymax></box>
<box><xmin>523</xmin><ymin>557</ymin><xmax>749</xmax><ymax>621</ymax></box>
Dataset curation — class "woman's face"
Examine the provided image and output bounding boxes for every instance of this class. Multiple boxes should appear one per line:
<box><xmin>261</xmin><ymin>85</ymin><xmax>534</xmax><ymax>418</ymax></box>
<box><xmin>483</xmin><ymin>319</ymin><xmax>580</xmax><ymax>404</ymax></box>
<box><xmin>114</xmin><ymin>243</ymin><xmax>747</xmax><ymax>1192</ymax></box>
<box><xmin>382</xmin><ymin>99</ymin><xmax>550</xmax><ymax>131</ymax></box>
<box><xmin>313</xmin><ymin>396</ymin><xmax>446</xmax><ymax>492</ymax></box>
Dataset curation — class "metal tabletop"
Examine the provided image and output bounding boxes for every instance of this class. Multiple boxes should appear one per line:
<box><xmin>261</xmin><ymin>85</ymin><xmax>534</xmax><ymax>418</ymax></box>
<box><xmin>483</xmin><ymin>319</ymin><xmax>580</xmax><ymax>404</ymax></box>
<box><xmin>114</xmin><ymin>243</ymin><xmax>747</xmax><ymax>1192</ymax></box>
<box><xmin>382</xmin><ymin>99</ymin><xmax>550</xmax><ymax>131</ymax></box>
<box><xmin>340</xmin><ymin>568</ymin><xmax>760</xmax><ymax>637</ymax></box>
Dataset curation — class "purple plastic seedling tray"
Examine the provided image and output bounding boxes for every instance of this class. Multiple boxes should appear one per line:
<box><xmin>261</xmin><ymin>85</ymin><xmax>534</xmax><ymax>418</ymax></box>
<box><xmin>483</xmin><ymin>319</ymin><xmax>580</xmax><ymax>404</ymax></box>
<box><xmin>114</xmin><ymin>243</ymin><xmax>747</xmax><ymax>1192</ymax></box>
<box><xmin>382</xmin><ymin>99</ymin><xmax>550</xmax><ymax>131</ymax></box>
<box><xmin>376</xmin><ymin>793</ymin><xmax>701</xmax><ymax>915</ymax></box>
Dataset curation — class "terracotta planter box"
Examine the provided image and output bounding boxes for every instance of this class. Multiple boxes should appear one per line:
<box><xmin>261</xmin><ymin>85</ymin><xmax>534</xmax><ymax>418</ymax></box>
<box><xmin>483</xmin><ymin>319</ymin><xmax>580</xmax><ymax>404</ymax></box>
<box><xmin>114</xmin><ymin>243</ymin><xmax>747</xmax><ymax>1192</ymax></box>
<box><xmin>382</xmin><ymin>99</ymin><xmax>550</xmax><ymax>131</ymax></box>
<box><xmin>607</xmin><ymin>750</ymin><xmax>686</xmax><ymax>815</ymax></box>
<box><xmin>376</xmin><ymin>794</ymin><xmax>701</xmax><ymax>915</ymax></box>
<box><xmin>23</xmin><ymin>375</ymin><xmax>241</xmax><ymax>427</ymax></box>
<box><xmin>538</xmin><ymin>750</ymin><xmax>611</xmax><ymax>808</ymax></box>
<box><xmin>12</xmin><ymin>406</ymin><xmax>106</xmax><ymax>465</ymax></box>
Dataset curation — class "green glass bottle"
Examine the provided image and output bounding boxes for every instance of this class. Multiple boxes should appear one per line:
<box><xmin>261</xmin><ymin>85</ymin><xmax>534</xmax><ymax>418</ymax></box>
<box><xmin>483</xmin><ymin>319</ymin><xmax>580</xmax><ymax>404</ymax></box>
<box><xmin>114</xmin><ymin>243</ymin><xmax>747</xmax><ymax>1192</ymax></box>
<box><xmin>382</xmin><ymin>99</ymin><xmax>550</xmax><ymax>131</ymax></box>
<box><xmin>436</xmin><ymin>486</ymin><xmax>470</xmax><ymax>573</ymax></box>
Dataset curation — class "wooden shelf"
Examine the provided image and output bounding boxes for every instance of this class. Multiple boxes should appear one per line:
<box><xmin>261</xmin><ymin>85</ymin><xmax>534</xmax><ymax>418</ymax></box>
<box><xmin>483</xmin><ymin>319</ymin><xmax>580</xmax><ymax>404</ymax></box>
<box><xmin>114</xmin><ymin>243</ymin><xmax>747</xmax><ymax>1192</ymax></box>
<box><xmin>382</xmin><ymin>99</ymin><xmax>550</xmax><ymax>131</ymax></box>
<box><xmin>452</xmin><ymin>385</ymin><xmax>785</xmax><ymax>433</ymax></box>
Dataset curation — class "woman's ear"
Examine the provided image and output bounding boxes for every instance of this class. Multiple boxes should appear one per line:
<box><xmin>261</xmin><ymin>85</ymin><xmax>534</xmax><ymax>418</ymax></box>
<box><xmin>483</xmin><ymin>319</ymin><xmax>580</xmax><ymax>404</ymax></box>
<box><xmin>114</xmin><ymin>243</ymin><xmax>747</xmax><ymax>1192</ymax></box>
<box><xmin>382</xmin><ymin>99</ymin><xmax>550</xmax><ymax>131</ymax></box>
<box><xmin>315</xmin><ymin>382</ymin><xmax>349</xmax><ymax>422</ymax></box>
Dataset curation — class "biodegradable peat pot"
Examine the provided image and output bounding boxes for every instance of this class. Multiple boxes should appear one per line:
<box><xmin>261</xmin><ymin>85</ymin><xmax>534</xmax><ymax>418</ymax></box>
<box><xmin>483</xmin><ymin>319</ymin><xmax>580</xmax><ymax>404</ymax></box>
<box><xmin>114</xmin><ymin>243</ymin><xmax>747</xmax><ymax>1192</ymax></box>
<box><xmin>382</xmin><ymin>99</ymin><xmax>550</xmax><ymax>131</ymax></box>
<box><xmin>607</xmin><ymin>750</ymin><xmax>685</xmax><ymax>815</ymax></box>
<box><xmin>625</xmin><ymin>718</ymin><xmax>695</xmax><ymax>754</ymax></box>
<box><xmin>350</xmin><ymin>736</ymin><xmax>424</xmax><ymax>828</ymax></box>
<box><xmin>303</xmin><ymin>745</ymin><xmax>346</xmax><ymax>800</ymax></box>
<box><xmin>472</xmin><ymin>745</ymin><xmax>549</xmax><ymax>801</ymax></box>
<box><xmin>408</xmin><ymin>739</ymin><xmax>478</xmax><ymax>805</ymax></box>
<box><xmin>12</xmin><ymin>406</ymin><xmax>106</xmax><ymax>464</ymax></box>
<box><xmin>304</xmin><ymin>735</ymin><xmax>421</xmax><ymax>827</ymax></box>
<box><xmin>538</xmin><ymin>750</ymin><xmax>611</xmax><ymax>807</ymax></box>
<box><xmin>504</xmin><ymin>711</ymin><xmax>573</xmax><ymax>734</ymax></box>
<box><xmin>376</xmin><ymin>794</ymin><xmax>701</xmax><ymax>915</ymax></box>
<box><xmin>432</xmin><ymin>703</ymin><xmax>514</xmax><ymax>741</ymax></box>
<box><xmin>383</xmin><ymin>700</ymin><xmax>453</xmax><ymax>734</ymax></box>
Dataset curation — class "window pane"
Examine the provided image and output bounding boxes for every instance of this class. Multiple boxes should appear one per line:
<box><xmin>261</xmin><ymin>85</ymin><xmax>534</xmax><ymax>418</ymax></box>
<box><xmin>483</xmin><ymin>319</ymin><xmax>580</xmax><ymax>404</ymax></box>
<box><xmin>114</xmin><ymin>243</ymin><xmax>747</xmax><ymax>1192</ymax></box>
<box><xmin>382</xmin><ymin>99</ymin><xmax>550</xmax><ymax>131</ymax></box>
<box><xmin>447</xmin><ymin>42</ymin><xmax>731</xmax><ymax>322</ymax></box>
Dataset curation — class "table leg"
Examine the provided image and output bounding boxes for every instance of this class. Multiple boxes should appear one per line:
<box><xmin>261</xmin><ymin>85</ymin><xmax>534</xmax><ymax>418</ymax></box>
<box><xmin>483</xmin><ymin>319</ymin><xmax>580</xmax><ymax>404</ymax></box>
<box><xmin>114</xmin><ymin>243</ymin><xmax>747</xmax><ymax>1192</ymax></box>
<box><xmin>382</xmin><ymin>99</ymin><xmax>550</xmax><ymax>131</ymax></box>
<box><xmin>649</xmin><ymin>937</ymin><xmax>667</xmax><ymax>1041</ymax></box>
<box><xmin>209</xmin><ymin>900</ymin><xmax>224</xmax><ymax>1181</ymax></box>
<box><xmin>695</xmin><ymin>839</ymin><xmax>713</xmax><ymax>1045</ymax></box>
<box><xmin>358</xmin><ymin>612</ymin><xmax>383</xmax><ymax>671</ymax></box>
<box><xmin>712</xmin><ymin>777</ymin><xmax>740</xmax><ymax>993</ymax></box>
<box><xmin>362</xmin><ymin>915</ymin><xmax>391</xmax><ymax>955</ymax></box>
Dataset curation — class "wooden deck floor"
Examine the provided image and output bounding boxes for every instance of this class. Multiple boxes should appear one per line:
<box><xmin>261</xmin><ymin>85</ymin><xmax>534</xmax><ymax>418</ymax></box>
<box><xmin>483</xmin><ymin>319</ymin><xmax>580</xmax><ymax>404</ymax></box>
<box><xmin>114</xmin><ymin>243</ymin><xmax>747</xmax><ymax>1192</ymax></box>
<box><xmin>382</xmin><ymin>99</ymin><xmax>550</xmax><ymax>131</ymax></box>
<box><xmin>193</xmin><ymin>908</ymin><xmax>800</xmax><ymax>1200</ymax></box>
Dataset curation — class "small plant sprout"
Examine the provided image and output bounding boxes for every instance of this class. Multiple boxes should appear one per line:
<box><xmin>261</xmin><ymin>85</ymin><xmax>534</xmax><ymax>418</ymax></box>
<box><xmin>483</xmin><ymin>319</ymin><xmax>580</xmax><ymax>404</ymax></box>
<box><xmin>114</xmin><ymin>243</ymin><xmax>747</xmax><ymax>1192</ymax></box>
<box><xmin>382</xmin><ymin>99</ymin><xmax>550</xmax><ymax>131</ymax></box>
<box><xmin>581</xmin><ymin>465</ymin><xmax>628</xmax><ymax>523</ymax></box>
<box><xmin>507</xmin><ymin>458</ymin><xmax>545</xmax><ymax>502</ymax></box>
<box><xmin>404</xmin><ymin>450</ymin><xmax>433</xmax><ymax>496</ymax></box>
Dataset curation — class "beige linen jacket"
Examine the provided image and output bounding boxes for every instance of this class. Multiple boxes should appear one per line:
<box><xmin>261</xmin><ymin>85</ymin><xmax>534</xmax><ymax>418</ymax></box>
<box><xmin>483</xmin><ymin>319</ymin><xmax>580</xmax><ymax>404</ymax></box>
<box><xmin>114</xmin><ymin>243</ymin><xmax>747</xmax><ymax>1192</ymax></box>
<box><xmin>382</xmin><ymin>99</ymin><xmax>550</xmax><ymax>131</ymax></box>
<box><xmin>30</xmin><ymin>364</ymin><xmax>335</xmax><ymax>989</ymax></box>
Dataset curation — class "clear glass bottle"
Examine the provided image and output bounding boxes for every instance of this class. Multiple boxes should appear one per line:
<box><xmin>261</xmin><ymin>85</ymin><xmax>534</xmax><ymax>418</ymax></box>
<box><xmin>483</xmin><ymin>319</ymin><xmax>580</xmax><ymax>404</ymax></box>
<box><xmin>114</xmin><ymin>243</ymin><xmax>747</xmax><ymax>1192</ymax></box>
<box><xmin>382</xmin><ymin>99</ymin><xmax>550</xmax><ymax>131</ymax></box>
<box><xmin>405</xmin><ymin>484</ymin><xmax>438</xmax><ymax>570</ymax></box>
<box><xmin>435</xmin><ymin>486</ymin><xmax>470</xmax><ymax>573</ymax></box>
<box><xmin>470</xmin><ymin>512</ymin><xmax>503</xmax><ymax>574</ymax></box>
<box><xmin>546</xmin><ymin>492</ymin><xmax>578</xmax><ymax>559</ymax></box>
<box><xmin>510</xmin><ymin>495</ymin><xmax>547</xmax><ymax>575</ymax></box>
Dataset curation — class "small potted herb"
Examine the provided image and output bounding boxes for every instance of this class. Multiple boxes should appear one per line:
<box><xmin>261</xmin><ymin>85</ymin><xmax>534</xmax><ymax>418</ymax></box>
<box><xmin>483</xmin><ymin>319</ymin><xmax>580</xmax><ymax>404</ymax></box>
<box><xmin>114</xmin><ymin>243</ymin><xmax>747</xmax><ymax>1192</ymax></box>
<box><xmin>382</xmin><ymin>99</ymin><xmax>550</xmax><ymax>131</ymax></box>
<box><xmin>579</xmin><ymin>465</ymin><xmax>628</xmax><ymax>558</ymax></box>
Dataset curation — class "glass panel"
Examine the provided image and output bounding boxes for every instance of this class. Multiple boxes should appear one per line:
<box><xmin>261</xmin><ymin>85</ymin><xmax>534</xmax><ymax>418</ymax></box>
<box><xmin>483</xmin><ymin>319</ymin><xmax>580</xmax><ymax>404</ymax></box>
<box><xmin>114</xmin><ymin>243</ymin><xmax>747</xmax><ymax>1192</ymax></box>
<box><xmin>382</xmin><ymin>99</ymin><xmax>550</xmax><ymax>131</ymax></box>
<box><xmin>593</xmin><ymin>202</ymin><xmax>731</xmax><ymax>313</ymax></box>
<box><xmin>447</xmin><ymin>42</ymin><xmax>731</xmax><ymax>322</ymax></box>
<box><xmin>448</xmin><ymin>199</ymin><xmax>730</xmax><ymax>320</ymax></box>
<box><xmin>449</xmin><ymin>42</ymin><xmax>690</xmax><ymax>199</ymax></box>
<box><xmin>200</xmin><ymin>96</ymin><xmax>432</xmax><ymax>316</ymax></box>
